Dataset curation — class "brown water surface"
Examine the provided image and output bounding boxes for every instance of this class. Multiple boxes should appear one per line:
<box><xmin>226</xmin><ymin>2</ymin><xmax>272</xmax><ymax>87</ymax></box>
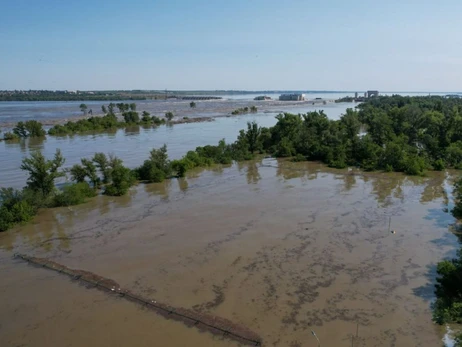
<box><xmin>0</xmin><ymin>159</ymin><xmax>459</xmax><ymax>346</ymax></box>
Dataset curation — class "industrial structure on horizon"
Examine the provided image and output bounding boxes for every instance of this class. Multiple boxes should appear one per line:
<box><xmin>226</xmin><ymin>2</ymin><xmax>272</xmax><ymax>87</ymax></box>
<box><xmin>279</xmin><ymin>93</ymin><xmax>306</xmax><ymax>101</ymax></box>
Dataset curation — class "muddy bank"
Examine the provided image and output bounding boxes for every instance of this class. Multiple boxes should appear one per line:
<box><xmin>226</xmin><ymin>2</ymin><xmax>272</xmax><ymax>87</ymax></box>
<box><xmin>0</xmin><ymin>160</ymin><xmax>459</xmax><ymax>346</ymax></box>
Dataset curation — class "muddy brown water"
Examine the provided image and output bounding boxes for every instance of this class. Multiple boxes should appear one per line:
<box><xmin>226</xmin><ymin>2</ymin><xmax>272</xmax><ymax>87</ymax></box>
<box><xmin>0</xmin><ymin>159</ymin><xmax>460</xmax><ymax>346</ymax></box>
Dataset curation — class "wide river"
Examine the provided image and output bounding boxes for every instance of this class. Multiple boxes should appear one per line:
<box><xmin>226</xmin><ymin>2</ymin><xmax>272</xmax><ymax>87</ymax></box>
<box><xmin>0</xmin><ymin>92</ymin><xmax>460</xmax><ymax>346</ymax></box>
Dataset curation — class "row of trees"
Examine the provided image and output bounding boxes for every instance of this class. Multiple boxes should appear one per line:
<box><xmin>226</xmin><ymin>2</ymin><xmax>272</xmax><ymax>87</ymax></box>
<box><xmin>0</xmin><ymin>120</ymin><xmax>263</xmax><ymax>232</ymax></box>
<box><xmin>2</xmin><ymin>106</ymin><xmax>176</xmax><ymax>139</ymax></box>
<box><xmin>434</xmin><ymin>177</ymin><xmax>462</xmax><ymax>346</ymax></box>
<box><xmin>231</xmin><ymin>106</ymin><xmax>257</xmax><ymax>115</ymax></box>
<box><xmin>0</xmin><ymin>150</ymin><xmax>136</xmax><ymax>231</ymax></box>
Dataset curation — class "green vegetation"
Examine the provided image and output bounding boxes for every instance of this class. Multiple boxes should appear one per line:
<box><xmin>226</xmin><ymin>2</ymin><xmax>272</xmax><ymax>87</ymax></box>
<box><xmin>190</xmin><ymin>101</ymin><xmax>196</xmax><ymax>108</ymax></box>
<box><xmin>5</xmin><ymin>95</ymin><xmax>462</xmax><ymax>233</ymax></box>
<box><xmin>46</xmin><ymin>103</ymin><xmax>166</xmax><ymax>136</ymax></box>
<box><xmin>13</xmin><ymin>120</ymin><xmax>46</xmax><ymax>138</ymax></box>
<box><xmin>48</xmin><ymin>114</ymin><xmax>120</xmax><ymax>135</ymax></box>
<box><xmin>253</xmin><ymin>96</ymin><xmax>462</xmax><ymax>173</ymax></box>
<box><xmin>79</xmin><ymin>103</ymin><xmax>88</xmax><ymax>115</ymax></box>
<box><xmin>3</xmin><ymin>132</ymin><xmax>19</xmax><ymax>141</ymax></box>
<box><xmin>20</xmin><ymin>149</ymin><xmax>66</xmax><ymax>197</ymax></box>
<box><xmin>165</xmin><ymin>112</ymin><xmax>174</xmax><ymax>121</ymax></box>
<box><xmin>0</xmin><ymin>149</ymin><xmax>137</xmax><ymax>231</ymax></box>
<box><xmin>433</xmin><ymin>177</ymin><xmax>462</xmax><ymax>346</ymax></box>
<box><xmin>231</xmin><ymin>106</ymin><xmax>257</xmax><ymax>115</ymax></box>
<box><xmin>123</xmin><ymin>111</ymin><xmax>140</xmax><ymax>124</ymax></box>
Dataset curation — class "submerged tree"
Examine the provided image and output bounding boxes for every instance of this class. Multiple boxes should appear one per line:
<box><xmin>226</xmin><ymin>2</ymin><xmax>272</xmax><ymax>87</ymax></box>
<box><xmin>20</xmin><ymin>149</ymin><xmax>65</xmax><ymax>197</ymax></box>
<box><xmin>79</xmin><ymin>103</ymin><xmax>88</xmax><ymax>115</ymax></box>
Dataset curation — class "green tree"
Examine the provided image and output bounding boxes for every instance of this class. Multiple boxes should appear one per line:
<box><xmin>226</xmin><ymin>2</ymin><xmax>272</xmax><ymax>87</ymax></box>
<box><xmin>123</xmin><ymin>111</ymin><xmax>140</xmax><ymax>124</ymax></box>
<box><xmin>141</xmin><ymin>111</ymin><xmax>151</xmax><ymax>123</ymax></box>
<box><xmin>245</xmin><ymin>121</ymin><xmax>261</xmax><ymax>153</ymax></box>
<box><xmin>20</xmin><ymin>149</ymin><xmax>65</xmax><ymax>197</ymax></box>
<box><xmin>452</xmin><ymin>178</ymin><xmax>462</xmax><ymax>219</ymax></box>
<box><xmin>92</xmin><ymin>152</ymin><xmax>111</xmax><ymax>183</ymax></box>
<box><xmin>101</xmin><ymin>105</ymin><xmax>107</xmax><ymax>114</ymax></box>
<box><xmin>103</xmin><ymin>165</ymin><xmax>135</xmax><ymax>196</ymax></box>
<box><xmin>165</xmin><ymin>112</ymin><xmax>174</xmax><ymax>121</ymax></box>
<box><xmin>190</xmin><ymin>101</ymin><xmax>196</xmax><ymax>108</ymax></box>
<box><xmin>0</xmin><ymin>188</ymin><xmax>36</xmax><ymax>232</ymax></box>
<box><xmin>13</xmin><ymin>120</ymin><xmax>46</xmax><ymax>138</ymax></box>
<box><xmin>108</xmin><ymin>103</ymin><xmax>115</xmax><ymax>115</ymax></box>
<box><xmin>129</xmin><ymin>103</ymin><xmax>137</xmax><ymax>111</ymax></box>
<box><xmin>80</xmin><ymin>103</ymin><xmax>88</xmax><ymax>115</ymax></box>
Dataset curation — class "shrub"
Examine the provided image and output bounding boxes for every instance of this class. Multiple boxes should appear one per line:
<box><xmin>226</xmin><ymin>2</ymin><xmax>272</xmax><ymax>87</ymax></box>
<box><xmin>104</xmin><ymin>165</ymin><xmax>135</xmax><ymax>196</ymax></box>
<box><xmin>3</xmin><ymin>132</ymin><xmax>18</xmax><ymax>140</ymax></box>
<box><xmin>433</xmin><ymin>158</ymin><xmax>446</xmax><ymax>171</ymax></box>
<box><xmin>403</xmin><ymin>155</ymin><xmax>426</xmax><ymax>176</ymax></box>
<box><xmin>292</xmin><ymin>153</ymin><xmax>306</xmax><ymax>162</ymax></box>
<box><xmin>0</xmin><ymin>188</ymin><xmax>37</xmax><ymax>232</ymax></box>
<box><xmin>165</xmin><ymin>112</ymin><xmax>174</xmax><ymax>121</ymax></box>
<box><xmin>13</xmin><ymin>120</ymin><xmax>46</xmax><ymax>137</ymax></box>
<box><xmin>275</xmin><ymin>138</ymin><xmax>295</xmax><ymax>157</ymax></box>
<box><xmin>141</xmin><ymin>111</ymin><xmax>151</xmax><ymax>123</ymax></box>
<box><xmin>134</xmin><ymin>145</ymin><xmax>171</xmax><ymax>182</ymax></box>
<box><xmin>171</xmin><ymin>159</ymin><xmax>188</xmax><ymax>177</ymax></box>
<box><xmin>53</xmin><ymin>182</ymin><xmax>96</xmax><ymax>207</ymax></box>
<box><xmin>123</xmin><ymin>111</ymin><xmax>140</xmax><ymax>124</ymax></box>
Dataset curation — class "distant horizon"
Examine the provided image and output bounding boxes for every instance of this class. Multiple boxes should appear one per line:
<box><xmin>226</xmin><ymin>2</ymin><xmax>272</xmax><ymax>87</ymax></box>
<box><xmin>1</xmin><ymin>89</ymin><xmax>461</xmax><ymax>94</ymax></box>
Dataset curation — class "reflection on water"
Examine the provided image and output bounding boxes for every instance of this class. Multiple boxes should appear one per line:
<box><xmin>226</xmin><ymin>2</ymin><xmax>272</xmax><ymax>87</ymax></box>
<box><xmin>0</xmin><ymin>160</ymin><xmax>461</xmax><ymax>347</ymax></box>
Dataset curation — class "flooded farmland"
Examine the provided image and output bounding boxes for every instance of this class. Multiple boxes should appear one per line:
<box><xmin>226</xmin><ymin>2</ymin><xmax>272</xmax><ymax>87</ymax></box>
<box><xmin>0</xmin><ymin>159</ymin><xmax>460</xmax><ymax>346</ymax></box>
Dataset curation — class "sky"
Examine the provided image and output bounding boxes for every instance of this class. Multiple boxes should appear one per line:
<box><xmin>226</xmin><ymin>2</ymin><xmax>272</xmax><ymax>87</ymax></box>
<box><xmin>1</xmin><ymin>0</ymin><xmax>462</xmax><ymax>92</ymax></box>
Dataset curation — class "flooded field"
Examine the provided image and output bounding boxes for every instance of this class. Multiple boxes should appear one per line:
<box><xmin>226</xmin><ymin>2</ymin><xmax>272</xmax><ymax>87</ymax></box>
<box><xmin>0</xmin><ymin>96</ymin><xmax>349</xmax><ymax>127</ymax></box>
<box><xmin>0</xmin><ymin>159</ymin><xmax>459</xmax><ymax>346</ymax></box>
<box><xmin>0</xmin><ymin>104</ymin><xmax>353</xmax><ymax>189</ymax></box>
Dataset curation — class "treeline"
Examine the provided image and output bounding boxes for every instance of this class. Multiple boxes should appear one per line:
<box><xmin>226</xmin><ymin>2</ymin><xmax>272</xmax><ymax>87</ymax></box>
<box><xmin>0</xmin><ymin>91</ymin><xmax>147</xmax><ymax>102</ymax></box>
<box><xmin>256</xmin><ymin>95</ymin><xmax>462</xmax><ymax>174</ymax></box>
<box><xmin>231</xmin><ymin>106</ymin><xmax>257</xmax><ymax>115</ymax></box>
<box><xmin>0</xmin><ymin>121</ymin><xmax>261</xmax><ymax>232</ymax></box>
<box><xmin>2</xmin><ymin>103</ymin><xmax>171</xmax><ymax>138</ymax></box>
<box><xmin>433</xmin><ymin>177</ymin><xmax>462</xmax><ymax>346</ymax></box>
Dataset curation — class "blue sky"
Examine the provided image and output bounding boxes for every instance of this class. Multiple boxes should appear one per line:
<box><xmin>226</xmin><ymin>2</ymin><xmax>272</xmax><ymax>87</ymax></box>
<box><xmin>1</xmin><ymin>0</ymin><xmax>462</xmax><ymax>91</ymax></box>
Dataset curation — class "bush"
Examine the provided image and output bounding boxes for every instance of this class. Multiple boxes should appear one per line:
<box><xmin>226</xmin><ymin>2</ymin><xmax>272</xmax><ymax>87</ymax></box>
<box><xmin>123</xmin><ymin>111</ymin><xmax>140</xmax><ymax>124</ymax></box>
<box><xmin>292</xmin><ymin>153</ymin><xmax>306</xmax><ymax>162</ymax></box>
<box><xmin>53</xmin><ymin>182</ymin><xmax>96</xmax><ymax>207</ymax></box>
<box><xmin>3</xmin><ymin>132</ymin><xmax>18</xmax><ymax>140</ymax></box>
<box><xmin>275</xmin><ymin>138</ymin><xmax>295</xmax><ymax>157</ymax></box>
<box><xmin>0</xmin><ymin>188</ymin><xmax>37</xmax><ymax>232</ymax></box>
<box><xmin>403</xmin><ymin>155</ymin><xmax>426</xmax><ymax>176</ymax></box>
<box><xmin>134</xmin><ymin>145</ymin><xmax>171</xmax><ymax>182</ymax></box>
<box><xmin>165</xmin><ymin>112</ymin><xmax>174</xmax><ymax>121</ymax></box>
<box><xmin>13</xmin><ymin>120</ymin><xmax>46</xmax><ymax>137</ymax></box>
<box><xmin>104</xmin><ymin>165</ymin><xmax>135</xmax><ymax>196</ymax></box>
<box><xmin>433</xmin><ymin>158</ymin><xmax>446</xmax><ymax>171</ymax></box>
<box><xmin>171</xmin><ymin>159</ymin><xmax>188</xmax><ymax>177</ymax></box>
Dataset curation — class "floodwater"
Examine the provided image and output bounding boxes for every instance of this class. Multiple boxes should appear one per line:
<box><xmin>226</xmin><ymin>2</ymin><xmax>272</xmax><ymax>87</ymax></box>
<box><xmin>0</xmin><ymin>159</ymin><xmax>460</xmax><ymax>346</ymax></box>
<box><xmin>0</xmin><ymin>95</ymin><xmax>349</xmax><ymax>126</ymax></box>
<box><xmin>1</xmin><ymin>105</ymin><xmax>351</xmax><ymax>190</ymax></box>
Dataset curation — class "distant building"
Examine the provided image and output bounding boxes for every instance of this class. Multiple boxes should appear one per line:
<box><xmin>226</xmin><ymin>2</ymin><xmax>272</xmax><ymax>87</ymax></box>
<box><xmin>367</xmin><ymin>90</ymin><xmax>379</xmax><ymax>98</ymax></box>
<box><xmin>355</xmin><ymin>92</ymin><xmax>358</xmax><ymax>98</ymax></box>
<box><xmin>254</xmin><ymin>95</ymin><xmax>272</xmax><ymax>101</ymax></box>
<box><xmin>279</xmin><ymin>93</ymin><xmax>305</xmax><ymax>101</ymax></box>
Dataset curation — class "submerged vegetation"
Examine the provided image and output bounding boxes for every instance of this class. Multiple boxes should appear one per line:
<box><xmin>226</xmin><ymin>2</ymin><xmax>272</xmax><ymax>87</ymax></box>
<box><xmin>231</xmin><ymin>106</ymin><xmax>257</xmax><ymax>115</ymax></box>
<box><xmin>3</xmin><ymin>95</ymin><xmax>462</xmax><ymax>232</ymax></box>
<box><xmin>433</xmin><ymin>176</ymin><xmax>462</xmax><ymax>345</ymax></box>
